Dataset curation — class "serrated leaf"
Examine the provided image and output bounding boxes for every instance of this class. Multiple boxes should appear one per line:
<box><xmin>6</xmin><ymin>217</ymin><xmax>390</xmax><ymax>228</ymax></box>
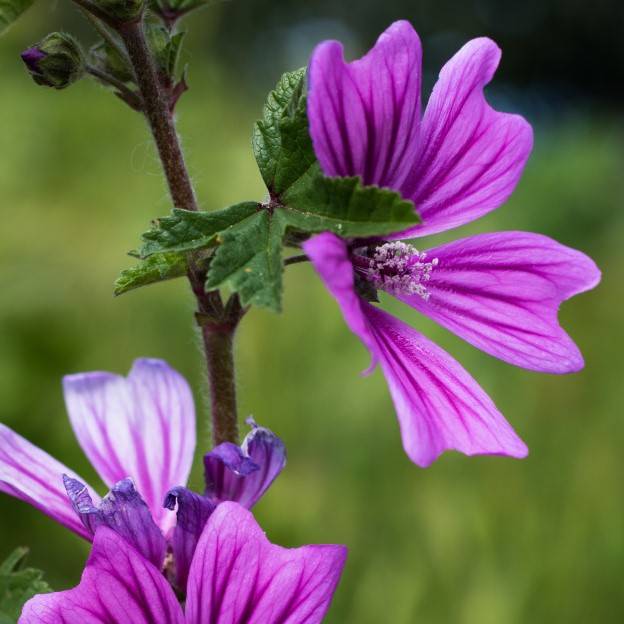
<box><xmin>0</xmin><ymin>548</ymin><xmax>50</xmax><ymax>622</ymax></box>
<box><xmin>205</xmin><ymin>209</ymin><xmax>286</xmax><ymax>311</ymax></box>
<box><xmin>280</xmin><ymin>164</ymin><xmax>420</xmax><ymax>237</ymax></box>
<box><xmin>140</xmin><ymin>202</ymin><xmax>259</xmax><ymax>257</ymax></box>
<box><xmin>253</xmin><ymin>68</ymin><xmax>317</xmax><ymax>195</ymax></box>
<box><xmin>114</xmin><ymin>252</ymin><xmax>188</xmax><ymax>295</ymax></box>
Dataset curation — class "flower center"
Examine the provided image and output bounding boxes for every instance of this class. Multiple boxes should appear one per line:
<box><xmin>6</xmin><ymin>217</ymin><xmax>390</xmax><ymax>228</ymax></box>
<box><xmin>356</xmin><ymin>241</ymin><xmax>438</xmax><ymax>300</ymax></box>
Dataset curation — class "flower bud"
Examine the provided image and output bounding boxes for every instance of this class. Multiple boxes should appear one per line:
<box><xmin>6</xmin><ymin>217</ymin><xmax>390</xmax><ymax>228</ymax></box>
<box><xmin>97</xmin><ymin>0</ymin><xmax>145</xmax><ymax>22</ymax></box>
<box><xmin>21</xmin><ymin>33</ymin><xmax>85</xmax><ymax>90</ymax></box>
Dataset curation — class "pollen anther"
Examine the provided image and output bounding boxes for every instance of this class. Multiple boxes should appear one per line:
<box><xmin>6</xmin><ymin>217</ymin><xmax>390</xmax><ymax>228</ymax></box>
<box><xmin>364</xmin><ymin>242</ymin><xmax>438</xmax><ymax>300</ymax></box>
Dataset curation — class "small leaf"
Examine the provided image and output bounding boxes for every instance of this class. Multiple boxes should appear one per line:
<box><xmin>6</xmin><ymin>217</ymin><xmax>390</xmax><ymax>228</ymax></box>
<box><xmin>114</xmin><ymin>252</ymin><xmax>188</xmax><ymax>295</ymax></box>
<box><xmin>280</xmin><ymin>164</ymin><xmax>420</xmax><ymax>237</ymax></box>
<box><xmin>0</xmin><ymin>0</ymin><xmax>34</xmax><ymax>35</ymax></box>
<box><xmin>0</xmin><ymin>548</ymin><xmax>51</xmax><ymax>622</ymax></box>
<box><xmin>205</xmin><ymin>209</ymin><xmax>286</xmax><ymax>311</ymax></box>
<box><xmin>166</xmin><ymin>31</ymin><xmax>185</xmax><ymax>77</ymax></box>
<box><xmin>140</xmin><ymin>202</ymin><xmax>259</xmax><ymax>257</ymax></box>
<box><xmin>253</xmin><ymin>68</ymin><xmax>317</xmax><ymax>195</ymax></box>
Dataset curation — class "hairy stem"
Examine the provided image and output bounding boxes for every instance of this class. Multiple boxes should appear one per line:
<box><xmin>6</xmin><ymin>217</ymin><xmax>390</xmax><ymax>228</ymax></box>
<box><xmin>118</xmin><ymin>20</ymin><xmax>197</xmax><ymax>211</ymax></box>
<box><xmin>119</xmin><ymin>18</ymin><xmax>240</xmax><ymax>444</ymax></box>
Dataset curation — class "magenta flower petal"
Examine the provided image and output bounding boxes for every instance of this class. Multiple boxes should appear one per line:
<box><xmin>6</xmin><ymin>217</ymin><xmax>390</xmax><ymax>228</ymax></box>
<box><xmin>163</xmin><ymin>486</ymin><xmax>217</xmax><ymax>591</ymax></box>
<box><xmin>308</xmin><ymin>20</ymin><xmax>422</xmax><ymax>189</ymax></box>
<box><xmin>185</xmin><ymin>502</ymin><xmax>347</xmax><ymax>624</ymax></box>
<box><xmin>363</xmin><ymin>303</ymin><xmax>528</xmax><ymax>466</ymax></box>
<box><xmin>204</xmin><ymin>418</ymin><xmax>287</xmax><ymax>508</ymax></box>
<box><xmin>63</xmin><ymin>358</ymin><xmax>196</xmax><ymax>531</ymax></box>
<box><xmin>396</xmin><ymin>231</ymin><xmax>601</xmax><ymax>372</ymax></box>
<box><xmin>0</xmin><ymin>424</ymin><xmax>98</xmax><ymax>540</ymax></box>
<box><xmin>64</xmin><ymin>475</ymin><xmax>167</xmax><ymax>568</ymax></box>
<box><xmin>19</xmin><ymin>528</ymin><xmax>185</xmax><ymax>624</ymax></box>
<box><xmin>304</xmin><ymin>232</ymin><xmax>527</xmax><ymax>466</ymax></box>
<box><xmin>399</xmin><ymin>38</ymin><xmax>533</xmax><ymax>237</ymax></box>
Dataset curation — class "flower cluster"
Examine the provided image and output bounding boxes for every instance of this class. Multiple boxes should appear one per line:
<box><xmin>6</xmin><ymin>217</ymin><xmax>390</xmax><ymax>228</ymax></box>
<box><xmin>1</xmin><ymin>360</ymin><xmax>345</xmax><ymax>622</ymax></box>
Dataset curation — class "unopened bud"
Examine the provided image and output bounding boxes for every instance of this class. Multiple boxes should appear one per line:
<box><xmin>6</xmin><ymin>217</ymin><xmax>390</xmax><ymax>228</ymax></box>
<box><xmin>21</xmin><ymin>33</ymin><xmax>85</xmax><ymax>90</ymax></box>
<box><xmin>97</xmin><ymin>0</ymin><xmax>145</xmax><ymax>22</ymax></box>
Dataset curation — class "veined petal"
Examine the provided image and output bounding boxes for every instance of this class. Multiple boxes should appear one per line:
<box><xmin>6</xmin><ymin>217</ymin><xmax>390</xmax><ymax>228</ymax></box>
<box><xmin>396</xmin><ymin>232</ymin><xmax>601</xmax><ymax>372</ymax></box>
<box><xmin>0</xmin><ymin>424</ymin><xmax>97</xmax><ymax>540</ymax></box>
<box><xmin>364</xmin><ymin>304</ymin><xmax>528</xmax><ymax>467</ymax></box>
<box><xmin>63</xmin><ymin>358</ymin><xmax>196</xmax><ymax>531</ymax></box>
<box><xmin>399</xmin><ymin>38</ymin><xmax>533</xmax><ymax>237</ymax></box>
<box><xmin>163</xmin><ymin>486</ymin><xmax>216</xmax><ymax>591</ymax></box>
<box><xmin>185</xmin><ymin>502</ymin><xmax>347</xmax><ymax>624</ymax></box>
<box><xmin>64</xmin><ymin>476</ymin><xmax>167</xmax><ymax>568</ymax></box>
<box><xmin>204</xmin><ymin>418</ymin><xmax>287</xmax><ymax>508</ymax></box>
<box><xmin>305</xmin><ymin>232</ymin><xmax>527</xmax><ymax>467</ymax></box>
<box><xmin>308</xmin><ymin>20</ymin><xmax>422</xmax><ymax>189</ymax></box>
<box><xmin>19</xmin><ymin>527</ymin><xmax>184</xmax><ymax>624</ymax></box>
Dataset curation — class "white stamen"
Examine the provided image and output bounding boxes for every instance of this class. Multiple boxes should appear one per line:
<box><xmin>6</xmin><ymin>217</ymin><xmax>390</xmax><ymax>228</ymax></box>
<box><xmin>364</xmin><ymin>241</ymin><xmax>438</xmax><ymax>300</ymax></box>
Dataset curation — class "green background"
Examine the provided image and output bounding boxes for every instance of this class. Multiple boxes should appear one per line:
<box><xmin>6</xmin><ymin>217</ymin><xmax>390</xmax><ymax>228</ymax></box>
<box><xmin>1</xmin><ymin>1</ymin><xmax>622</xmax><ymax>622</ymax></box>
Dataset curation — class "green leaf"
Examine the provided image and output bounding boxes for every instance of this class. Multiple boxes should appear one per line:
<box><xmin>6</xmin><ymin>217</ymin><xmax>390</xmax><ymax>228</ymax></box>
<box><xmin>280</xmin><ymin>164</ymin><xmax>420</xmax><ymax>237</ymax></box>
<box><xmin>165</xmin><ymin>31</ymin><xmax>185</xmax><ymax>77</ymax></box>
<box><xmin>114</xmin><ymin>252</ymin><xmax>188</xmax><ymax>296</ymax></box>
<box><xmin>205</xmin><ymin>209</ymin><xmax>286</xmax><ymax>311</ymax></box>
<box><xmin>0</xmin><ymin>0</ymin><xmax>34</xmax><ymax>35</ymax></box>
<box><xmin>253</xmin><ymin>68</ymin><xmax>317</xmax><ymax>195</ymax></box>
<box><xmin>0</xmin><ymin>548</ymin><xmax>51</xmax><ymax>622</ymax></box>
<box><xmin>140</xmin><ymin>202</ymin><xmax>259</xmax><ymax>257</ymax></box>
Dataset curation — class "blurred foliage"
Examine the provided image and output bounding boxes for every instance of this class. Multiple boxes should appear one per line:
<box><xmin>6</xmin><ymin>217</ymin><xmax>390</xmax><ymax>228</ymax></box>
<box><xmin>1</xmin><ymin>2</ymin><xmax>623</xmax><ymax>623</ymax></box>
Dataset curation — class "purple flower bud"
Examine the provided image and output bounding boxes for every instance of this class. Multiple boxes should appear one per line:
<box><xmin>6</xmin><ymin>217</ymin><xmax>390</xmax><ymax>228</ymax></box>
<box><xmin>20</xmin><ymin>47</ymin><xmax>47</xmax><ymax>74</ymax></box>
<box><xmin>21</xmin><ymin>33</ymin><xmax>85</xmax><ymax>90</ymax></box>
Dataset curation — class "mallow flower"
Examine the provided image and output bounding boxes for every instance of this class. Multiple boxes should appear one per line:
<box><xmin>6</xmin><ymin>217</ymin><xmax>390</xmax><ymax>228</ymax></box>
<box><xmin>20</xmin><ymin>502</ymin><xmax>347</xmax><ymax>624</ymax></box>
<box><xmin>0</xmin><ymin>358</ymin><xmax>286</xmax><ymax>590</ymax></box>
<box><xmin>303</xmin><ymin>20</ymin><xmax>600</xmax><ymax>466</ymax></box>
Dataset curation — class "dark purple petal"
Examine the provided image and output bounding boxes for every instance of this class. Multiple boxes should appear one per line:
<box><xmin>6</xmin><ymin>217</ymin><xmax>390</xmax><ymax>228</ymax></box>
<box><xmin>63</xmin><ymin>358</ymin><xmax>196</xmax><ymax>532</ymax></box>
<box><xmin>396</xmin><ymin>232</ymin><xmax>601</xmax><ymax>372</ymax></box>
<box><xmin>304</xmin><ymin>233</ymin><xmax>527</xmax><ymax>466</ymax></box>
<box><xmin>363</xmin><ymin>303</ymin><xmax>528</xmax><ymax>467</ymax></box>
<box><xmin>19</xmin><ymin>527</ymin><xmax>184</xmax><ymax>624</ymax></box>
<box><xmin>163</xmin><ymin>486</ymin><xmax>216</xmax><ymax>591</ymax></box>
<box><xmin>185</xmin><ymin>502</ymin><xmax>347</xmax><ymax>624</ymax></box>
<box><xmin>64</xmin><ymin>476</ymin><xmax>167</xmax><ymax>569</ymax></box>
<box><xmin>204</xmin><ymin>419</ymin><xmax>286</xmax><ymax>508</ymax></box>
<box><xmin>0</xmin><ymin>424</ymin><xmax>97</xmax><ymax>540</ymax></box>
<box><xmin>20</xmin><ymin>47</ymin><xmax>46</xmax><ymax>73</ymax></box>
<box><xmin>399</xmin><ymin>37</ymin><xmax>533</xmax><ymax>237</ymax></box>
<box><xmin>308</xmin><ymin>20</ymin><xmax>422</xmax><ymax>190</ymax></box>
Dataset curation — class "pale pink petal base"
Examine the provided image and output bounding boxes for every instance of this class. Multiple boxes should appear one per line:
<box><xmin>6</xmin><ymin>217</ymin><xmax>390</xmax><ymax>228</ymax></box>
<box><xmin>63</xmin><ymin>358</ymin><xmax>196</xmax><ymax>531</ymax></box>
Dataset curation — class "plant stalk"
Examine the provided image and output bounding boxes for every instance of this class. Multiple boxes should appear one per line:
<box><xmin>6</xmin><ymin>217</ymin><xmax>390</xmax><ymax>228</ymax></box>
<box><xmin>119</xmin><ymin>17</ymin><xmax>240</xmax><ymax>445</ymax></box>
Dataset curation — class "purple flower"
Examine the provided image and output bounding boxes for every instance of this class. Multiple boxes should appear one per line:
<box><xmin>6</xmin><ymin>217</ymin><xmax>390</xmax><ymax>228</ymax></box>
<box><xmin>19</xmin><ymin>502</ymin><xmax>347</xmax><ymax>624</ymax></box>
<box><xmin>0</xmin><ymin>359</ymin><xmax>286</xmax><ymax>587</ymax></box>
<box><xmin>304</xmin><ymin>21</ymin><xmax>601</xmax><ymax>467</ymax></box>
